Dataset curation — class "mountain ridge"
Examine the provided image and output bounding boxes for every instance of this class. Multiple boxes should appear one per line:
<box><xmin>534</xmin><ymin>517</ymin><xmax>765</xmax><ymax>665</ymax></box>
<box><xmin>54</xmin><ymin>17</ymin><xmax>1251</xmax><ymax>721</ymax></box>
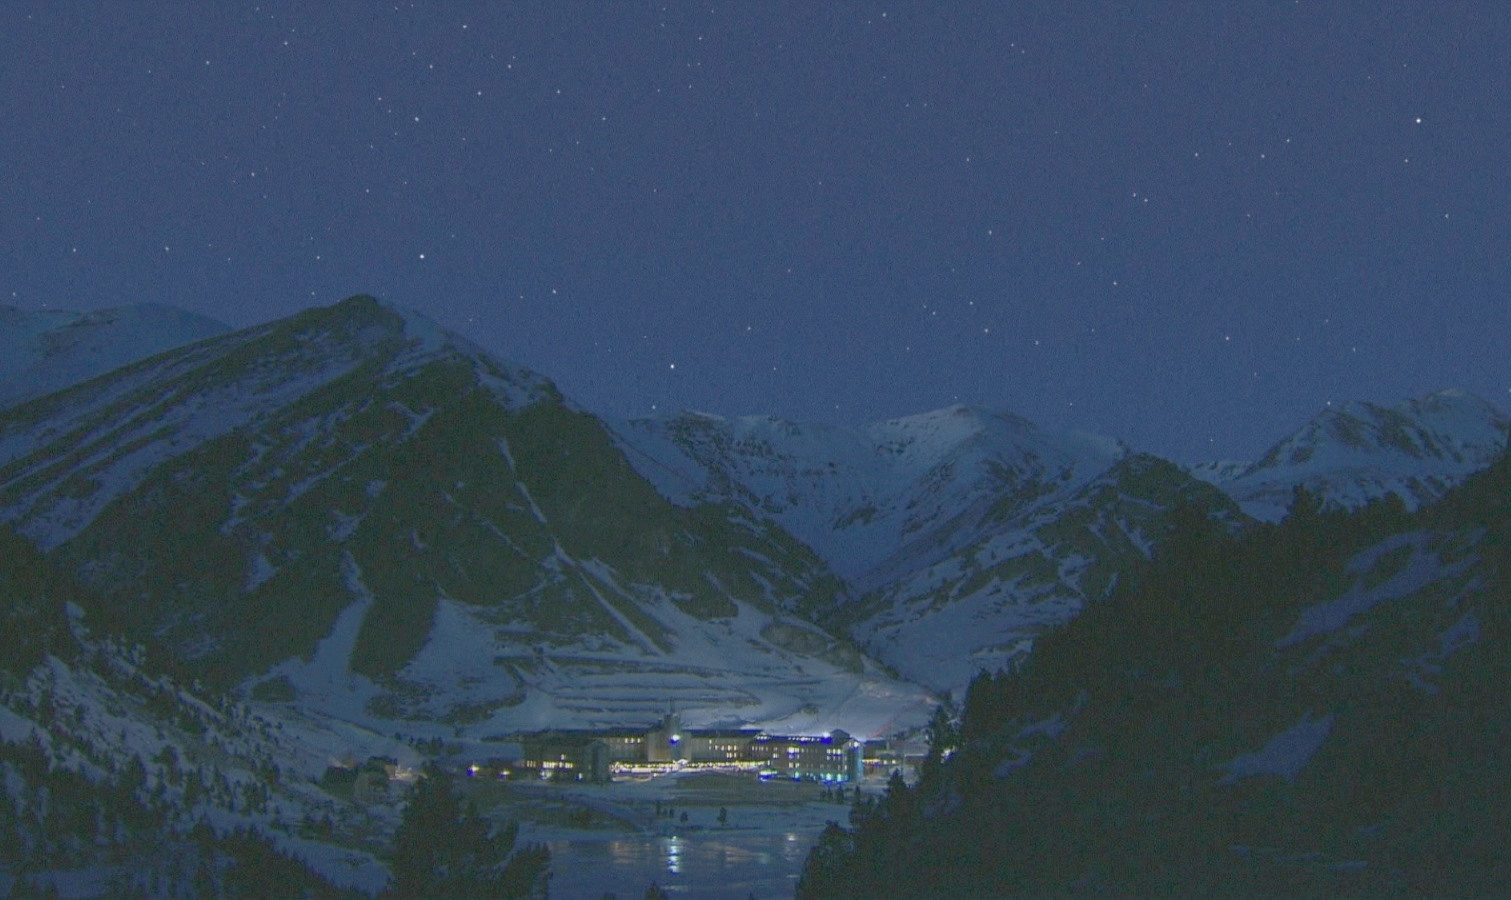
<box><xmin>613</xmin><ymin>387</ymin><xmax>1505</xmax><ymax>693</ymax></box>
<box><xmin>5</xmin><ymin>298</ymin><xmax>1503</xmax><ymax>535</ymax></box>
<box><xmin>4</xmin><ymin>294</ymin><xmax>1510</xmax><ymax>894</ymax></box>
<box><xmin>613</xmin><ymin>403</ymin><xmax>1130</xmax><ymax>586</ymax></box>
<box><xmin>0</xmin><ymin>302</ymin><xmax>231</xmax><ymax>411</ymax></box>
<box><xmin>1</xmin><ymin>295</ymin><xmax>931</xmax><ymax>741</ymax></box>
<box><xmin>1192</xmin><ymin>388</ymin><xmax>1509</xmax><ymax>521</ymax></box>
<box><xmin>6</xmin><ymin>296</ymin><xmax>1505</xmax><ymax>704</ymax></box>
<box><xmin>796</xmin><ymin>438</ymin><xmax>1511</xmax><ymax>899</ymax></box>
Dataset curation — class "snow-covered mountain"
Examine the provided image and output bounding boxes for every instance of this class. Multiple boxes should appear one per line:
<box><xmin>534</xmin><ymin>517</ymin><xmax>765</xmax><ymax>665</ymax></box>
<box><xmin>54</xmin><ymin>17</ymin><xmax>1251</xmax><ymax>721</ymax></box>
<box><xmin>616</xmin><ymin>389</ymin><xmax>1509</xmax><ymax>693</ymax></box>
<box><xmin>844</xmin><ymin>453</ymin><xmax>1241</xmax><ymax>691</ymax></box>
<box><xmin>615</xmin><ymin>408</ymin><xmax>1245</xmax><ymax>693</ymax></box>
<box><xmin>7</xmin><ymin>294</ymin><xmax>1511</xmax><ymax>895</ymax></box>
<box><xmin>614</xmin><ymin>406</ymin><xmax>1128</xmax><ymax>587</ymax></box>
<box><xmin>0</xmin><ymin>295</ymin><xmax>932</xmax><ymax>741</ymax></box>
<box><xmin>8</xmin><ymin>296</ymin><xmax>1503</xmax><ymax>707</ymax></box>
<box><xmin>1193</xmin><ymin>390</ymin><xmax>1510</xmax><ymax>521</ymax></box>
<box><xmin>0</xmin><ymin>526</ymin><xmax>393</xmax><ymax>893</ymax></box>
<box><xmin>0</xmin><ymin>302</ymin><xmax>231</xmax><ymax>410</ymax></box>
<box><xmin>797</xmin><ymin>449</ymin><xmax>1511</xmax><ymax>899</ymax></box>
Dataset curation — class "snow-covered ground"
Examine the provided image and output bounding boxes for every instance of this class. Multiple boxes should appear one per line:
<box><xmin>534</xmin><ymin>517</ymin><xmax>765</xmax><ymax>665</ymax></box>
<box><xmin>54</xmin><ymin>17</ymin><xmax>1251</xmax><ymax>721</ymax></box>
<box><xmin>1276</xmin><ymin>531</ymin><xmax>1476</xmax><ymax>648</ymax></box>
<box><xmin>0</xmin><ymin>641</ymin><xmax>395</xmax><ymax>895</ymax></box>
<box><xmin>249</xmin><ymin>549</ymin><xmax>939</xmax><ymax>746</ymax></box>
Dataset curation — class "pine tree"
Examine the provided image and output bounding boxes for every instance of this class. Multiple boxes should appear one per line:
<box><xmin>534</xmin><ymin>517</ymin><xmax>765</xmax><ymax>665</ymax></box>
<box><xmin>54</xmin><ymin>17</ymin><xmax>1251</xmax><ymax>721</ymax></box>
<box><xmin>919</xmin><ymin>701</ymin><xmax>958</xmax><ymax>788</ymax></box>
<box><xmin>384</xmin><ymin>768</ymin><xmax>549</xmax><ymax>899</ymax></box>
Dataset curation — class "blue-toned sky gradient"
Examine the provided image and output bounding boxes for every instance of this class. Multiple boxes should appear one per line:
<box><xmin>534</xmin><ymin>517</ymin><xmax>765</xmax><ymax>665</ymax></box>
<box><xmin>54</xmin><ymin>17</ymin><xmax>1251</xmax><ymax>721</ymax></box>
<box><xmin>4</xmin><ymin>3</ymin><xmax>1508</xmax><ymax>461</ymax></box>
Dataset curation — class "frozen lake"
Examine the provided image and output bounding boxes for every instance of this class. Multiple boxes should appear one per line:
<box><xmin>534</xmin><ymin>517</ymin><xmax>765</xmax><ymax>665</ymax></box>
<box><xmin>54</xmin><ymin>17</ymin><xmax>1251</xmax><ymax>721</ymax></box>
<box><xmin>543</xmin><ymin>828</ymin><xmax>821</xmax><ymax>899</ymax></box>
<box><xmin>480</xmin><ymin>770</ymin><xmax>883</xmax><ymax>900</ymax></box>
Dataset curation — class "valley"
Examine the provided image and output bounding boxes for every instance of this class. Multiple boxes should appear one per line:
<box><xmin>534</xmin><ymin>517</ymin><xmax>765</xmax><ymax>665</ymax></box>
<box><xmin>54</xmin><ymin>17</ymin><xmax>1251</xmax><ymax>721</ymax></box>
<box><xmin>2</xmin><ymin>296</ymin><xmax>1508</xmax><ymax>897</ymax></box>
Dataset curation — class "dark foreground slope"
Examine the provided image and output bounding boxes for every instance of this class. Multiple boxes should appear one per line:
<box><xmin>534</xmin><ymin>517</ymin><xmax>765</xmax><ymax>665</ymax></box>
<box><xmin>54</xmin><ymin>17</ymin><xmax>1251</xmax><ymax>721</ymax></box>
<box><xmin>799</xmin><ymin>453</ymin><xmax>1511</xmax><ymax>898</ymax></box>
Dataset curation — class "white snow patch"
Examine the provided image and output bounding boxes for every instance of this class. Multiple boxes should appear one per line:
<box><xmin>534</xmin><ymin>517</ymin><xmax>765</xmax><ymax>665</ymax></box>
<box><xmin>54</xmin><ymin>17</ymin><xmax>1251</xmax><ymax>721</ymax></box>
<box><xmin>1218</xmin><ymin>713</ymin><xmax>1333</xmax><ymax>784</ymax></box>
<box><xmin>398</xmin><ymin>596</ymin><xmax>509</xmax><ymax>689</ymax></box>
<box><xmin>244</xmin><ymin>551</ymin><xmax>277</xmax><ymax>591</ymax></box>
<box><xmin>264</xmin><ymin>553</ymin><xmax>381</xmax><ymax>719</ymax></box>
<box><xmin>268</xmin><ymin>832</ymin><xmax>391</xmax><ymax>894</ymax></box>
<box><xmin>327</xmin><ymin>509</ymin><xmax>363</xmax><ymax>542</ymax></box>
<box><xmin>1278</xmin><ymin>533</ymin><xmax>1471</xmax><ymax>647</ymax></box>
<box><xmin>516</xmin><ymin>482</ymin><xmax>549</xmax><ymax>525</ymax></box>
<box><xmin>1401</xmin><ymin>611</ymin><xmax>1482</xmax><ymax>694</ymax></box>
<box><xmin>992</xmin><ymin>748</ymin><xmax>1034</xmax><ymax>778</ymax></box>
<box><xmin>495</xmin><ymin>436</ymin><xmax>518</xmax><ymax>471</ymax></box>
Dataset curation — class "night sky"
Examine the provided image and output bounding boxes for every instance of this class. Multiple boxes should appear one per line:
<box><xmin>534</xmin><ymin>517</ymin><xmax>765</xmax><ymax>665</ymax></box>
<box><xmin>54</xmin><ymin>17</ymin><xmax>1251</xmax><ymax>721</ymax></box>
<box><xmin>4</xmin><ymin>3</ymin><xmax>1508</xmax><ymax>463</ymax></box>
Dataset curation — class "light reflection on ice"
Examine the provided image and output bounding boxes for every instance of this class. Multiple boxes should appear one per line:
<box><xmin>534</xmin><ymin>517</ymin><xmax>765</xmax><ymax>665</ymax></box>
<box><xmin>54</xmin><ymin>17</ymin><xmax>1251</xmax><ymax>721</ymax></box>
<box><xmin>528</xmin><ymin>770</ymin><xmax>890</xmax><ymax>898</ymax></box>
<box><xmin>542</xmin><ymin>816</ymin><xmax>840</xmax><ymax>898</ymax></box>
<box><xmin>667</xmin><ymin>834</ymin><xmax>683</xmax><ymax>874</ymax></box>
<box><xmin>548</xmin><ymin>833</ymin><xmax>816</xmax><ymax>899</ymax></box>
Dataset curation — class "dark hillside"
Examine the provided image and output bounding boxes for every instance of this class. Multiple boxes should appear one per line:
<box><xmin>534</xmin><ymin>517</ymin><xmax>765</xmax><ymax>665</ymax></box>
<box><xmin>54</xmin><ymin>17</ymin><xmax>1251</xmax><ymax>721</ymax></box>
<box><xmin>799</xmin><ymin>456</ymin><xmax>1510</xmax><ymax>898</ymax></box>
<box><xmin>0</xmin><ymin>525</ymin><xmax>79</xmax><ymax>674</ymax></box>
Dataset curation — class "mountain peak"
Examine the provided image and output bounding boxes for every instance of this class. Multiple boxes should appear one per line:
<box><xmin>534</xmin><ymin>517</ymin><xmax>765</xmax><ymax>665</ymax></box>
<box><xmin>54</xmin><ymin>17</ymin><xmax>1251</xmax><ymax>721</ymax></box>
<box><xmin>616</xmin><ymin>401</ymin><xmax>1129</xmax><ymax>583</ymax></box>
<box><xmin>1256</xmin><ymin>389</ymin><xmax>1507</xmax><ymax>470</ymax></box>
<box><xmin>1209</xmin><ymin>388</ymin><xmax>1509</xmax><ymax>520</ymax></box>
<box><xmin>336</xmin><ymin>292</ymin><xmax>381</xmax><ymax>310</ymax></box>
<box><xmin>1399</xmin><ymin>387</ymin><xmax>1506</xmax><ymax>425</ymax></box>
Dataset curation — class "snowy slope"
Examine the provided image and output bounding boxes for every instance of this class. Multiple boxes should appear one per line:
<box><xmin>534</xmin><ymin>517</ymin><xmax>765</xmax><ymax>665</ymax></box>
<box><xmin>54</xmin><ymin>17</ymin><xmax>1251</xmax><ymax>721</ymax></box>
<box><xmin>799</xmin><ymin>454</ymin><xmax>1511</xmax><ymax>898</ymax></box>
<box><xmin>0</xmin><ymin>302</ymin><xmax>230</xmax><ymax>410</ymax></box>
<box><xmin>0</xmin><ymin>613</ymin><xmax>395</xmax><ymax>893</ymax></box>
<box><xmin>1</xmin><ymin>295</ymin><xmax>935</xmax><ymax>742</ymax></box>
<box><xmin>614</xmin><ymin>404</ymin><xmax>1128</xmax><ymax>586</ymax></box>
<box><xmin>614</xmin><ymin>408</ymin><xmax>1256</xmax><ymax>694</ymax></box>
<box><xmin>0</xmin><ymin>298</ymin><xmax>538</xmax><ymax>551</ymax></box>
<box><xmin>847</xmin><ymin>454</ymin><xmax>1242</xmax><ymax>692</ymax></box>
<box><xmin>1193</xmin><ymin>390</ymin><xmax>1509</xmax><ymax>521</ymax></box>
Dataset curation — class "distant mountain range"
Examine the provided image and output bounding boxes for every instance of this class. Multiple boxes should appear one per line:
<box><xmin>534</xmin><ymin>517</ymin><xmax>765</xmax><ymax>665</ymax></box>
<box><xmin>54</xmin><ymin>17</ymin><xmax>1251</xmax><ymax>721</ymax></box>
<box><xmin>796</xmin><ymin>417</ymin><xmax>1511</xmax><ymax>900</ymax></box>
<box><xmin>3</xmin><ymin>297</ymin><xmax>1506</xmax><ymax>711</ymax></box>
<box><xmin>613</xmin><ymin>390</ymin><xmax>1505</xmax><ymax>693</ymax></box>
<box><xmin>615</xmin><ymin>409</ymin><xmax>1223</xmax><ymax>693</ymax></box>
<box><xmin>3</xmin><ymin>295</ymin><xmax>1508</xmax><ymax>895</ymax></box>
